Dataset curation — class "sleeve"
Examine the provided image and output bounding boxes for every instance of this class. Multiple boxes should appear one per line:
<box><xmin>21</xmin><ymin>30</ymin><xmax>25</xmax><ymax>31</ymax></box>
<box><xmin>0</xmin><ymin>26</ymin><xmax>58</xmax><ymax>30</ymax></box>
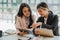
<box><xmin>42</xmin><ymin>15</ymin><xmax>59</xmax><ymax>36</ymax></box>
<box><xmin>37</xmin><ymin>17</ymin><xmax>42</xmax><ymax>22</ymax></box>
<box><xmin>15</xmin><ymin>16</ymin><xmax>22</xmax><ymax>29</ymax></box>
<box><xmin>36</xmin><ymin>17</ymin><xmax>43</xmax><ymax>28</ymax></box>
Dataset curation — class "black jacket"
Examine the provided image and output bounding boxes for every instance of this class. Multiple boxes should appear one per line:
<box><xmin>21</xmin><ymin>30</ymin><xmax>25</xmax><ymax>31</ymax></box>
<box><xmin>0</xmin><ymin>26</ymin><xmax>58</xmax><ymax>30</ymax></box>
<box><xmin>37</xmin><ymin>11</ymin><xmax>59</xmax><ymax>36</ymax></box>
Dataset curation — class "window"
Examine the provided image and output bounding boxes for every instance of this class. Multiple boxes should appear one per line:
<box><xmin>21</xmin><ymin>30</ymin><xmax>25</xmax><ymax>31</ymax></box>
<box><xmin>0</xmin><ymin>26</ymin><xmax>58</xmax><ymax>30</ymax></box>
<box><xmin>13</xmin><ymin>0</ymin><xmax>16</xmax><ymax>3</ymax></box>
<box><xmin>0</xmin><ymin>0</ymin><xmax>2</xmax><ymax>3</ymax></box>
<box><xmin>36</xmin><ymin>0</ymin><xmax>40</xmax><ymax>4</ymax></box>
<box><xmin>3</xmin><ymin>0</ymin><xmax>7</xmax><ymax>3</ymax></box>
<box><xmin>53</xmin><ymin>0</ymin><xmax>58</xmax><ymax>4</ymax></box>
<box><xmin>47</xmin><ymin>0</ymin><xmax>52</xmax><ymax>4</ymax></box>
<box><xmin>8</xmin><ymin>0</ymin><xmax>11</xmax><ymax>3</ymax></box>
<box><xmin>0</xmin><ymin>4</ymin><xmax>2</xmax><ymax>8</ymax></box>
<box><xmin>3</xmin><ymin>4</ymin><xmax>7</xmax><ymax>8</ymax></box>
<box><xmin>8</xmin><ymin>4</ymin><xmax>12</xmax><ymax>8</ymax></box>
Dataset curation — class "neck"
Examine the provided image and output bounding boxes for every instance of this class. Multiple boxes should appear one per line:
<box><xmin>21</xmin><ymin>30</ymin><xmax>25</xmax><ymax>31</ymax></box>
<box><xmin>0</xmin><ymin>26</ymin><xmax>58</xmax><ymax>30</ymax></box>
<box><xmin>23</xmin><ymin>16</ymin><xmax>29</xmax><ymax>19</ymax></box>
<box><xmin>44</xmin><ymin>13</ymin><xmax>49</xmax><ymax>18</ymax></box>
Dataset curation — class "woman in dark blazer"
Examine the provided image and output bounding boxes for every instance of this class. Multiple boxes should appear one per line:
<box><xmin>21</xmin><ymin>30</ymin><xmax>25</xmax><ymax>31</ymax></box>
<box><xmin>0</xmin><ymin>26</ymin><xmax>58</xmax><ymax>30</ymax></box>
<box><xmin>31</xmin><ymin>2</ymin><xmax>59</xmax><ymax>36</ymax></box>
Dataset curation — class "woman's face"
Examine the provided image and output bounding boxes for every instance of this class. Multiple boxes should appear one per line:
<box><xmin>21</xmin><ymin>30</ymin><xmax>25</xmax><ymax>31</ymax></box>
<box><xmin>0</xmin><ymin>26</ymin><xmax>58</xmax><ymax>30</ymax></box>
<box><xmin>22</xmin><ymin>7</ymin><xmax>30</xmax><ymax>17</ymax></box>
<box><xmin>37</xmin><ymin>8</ymin><xmax>48</xmax><ymax>17</ymax></box>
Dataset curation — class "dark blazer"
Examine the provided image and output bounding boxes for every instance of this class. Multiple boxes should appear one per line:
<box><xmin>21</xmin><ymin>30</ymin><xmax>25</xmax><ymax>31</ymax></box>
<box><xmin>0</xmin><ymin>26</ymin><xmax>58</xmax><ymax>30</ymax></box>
<box><xmin>37</xmin><ymin>11</ymin><xmax>59</xmax><ymax>36</ymax></box>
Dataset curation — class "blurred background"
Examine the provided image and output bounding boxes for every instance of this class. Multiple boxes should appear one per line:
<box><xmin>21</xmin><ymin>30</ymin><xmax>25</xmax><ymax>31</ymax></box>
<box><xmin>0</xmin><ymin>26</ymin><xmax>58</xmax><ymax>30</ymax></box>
<box><xmin>0</xmin><ymin>0</ymin><xmax>60</xmax><ymax>35</ymax></box>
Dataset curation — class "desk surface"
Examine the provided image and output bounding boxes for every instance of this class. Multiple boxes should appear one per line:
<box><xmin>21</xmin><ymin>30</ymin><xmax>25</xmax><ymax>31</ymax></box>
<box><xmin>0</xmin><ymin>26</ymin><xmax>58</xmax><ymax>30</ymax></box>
<box><xmin>0</xmin><ymin>34</ymin><xmax>60</xmax><ymax>40</ymax></box>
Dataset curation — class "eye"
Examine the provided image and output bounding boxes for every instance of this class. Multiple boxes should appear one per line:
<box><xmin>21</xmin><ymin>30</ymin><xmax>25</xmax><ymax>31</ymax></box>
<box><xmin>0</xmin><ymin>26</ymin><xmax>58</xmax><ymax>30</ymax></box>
<box><xmin>40</xmin><ymin>10</ymin><xmax>42</xmax><ymax>12</ymax></box>
<box><xmin>24</xmin><ymin>11</ymin><xmax>26</xmax><ymax>13</ymax></box>
<box><xmin>39</xmin><ymin>10</ymin><xmax>42</xmax><ymax>12</ymax></box>
<box><xmin>43</xmin><ymin>9</ymin><xmax>46</xmax><ymax>10</ymax></box>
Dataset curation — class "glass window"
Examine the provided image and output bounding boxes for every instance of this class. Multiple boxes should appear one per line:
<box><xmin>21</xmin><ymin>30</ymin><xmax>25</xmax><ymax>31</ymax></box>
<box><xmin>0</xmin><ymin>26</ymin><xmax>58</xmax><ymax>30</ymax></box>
<box><xmin>0</xmin><ymin>9</ymin><xmax>2</xmax><ymax>13</ymax></box>
<box><xmin>53</xmin><ymin>0</ymin><xmax>58</xmax><ymax>4</ymax></box>
<box><xmin>4</xmin><ymin>9</ymin><xmax>8</xmax><ymax>13</ymax></box>
<box><xmin>8</xmin><ymin>4</ymin><xmax>12</xmax><ymax>8</ymax></box>
<box><xmin>26</xmin><ymin>0</ymin><xmax>29</xmax><ymax>4</ymax></box>
<box><xmin>36</xmin><ymin>0</ymin><xmax>40</xmax><ymax>4</ymax></box>
<box><xmin>3</xmin><ymin>4</ymin><xmax>7</xmax><ymax>8</ymax></box>
<box><xmin>22</xmin><ymin>0</ymin><xmax>27</xmax><ymax>3</ymax></box>
<box><xmin>0</xmin><ymin>0</ymin><xmax>2</xmax><ymax>3</ymax></box>
<box><xmin>13</xmin><ymin>0</ymin><xmax>16</xmax><ymax>3</ymax></box>
<box><xmin>0</xmin><ymin>4</ymin><xmax>2</xmax><ymax>8</ymax></box>
<box><xmin>3</xmin><ymin>0</ymin><xmax>7</xmax><ymax>3</ymax></box>
<box><xmin>50</xmin><ymin>6</ymin><xmax>58</xmax><ymax>14</ymax></box>
<box><xmin>40</xmin><ymin>0</ymin><xmax>47</xmax><ymax>3</ymax></box>
<box><xmin>8</xmin><ymin>0</ymin><xmax>11</xmax><ymax>3</ymax></box>
<box><xmin>58</xmin><ymin>6</ymin><xmax>60</xmax><ymax>11</ymax></box>
<box><xmin>58</xmin><ymin>0</ymin><xmax>60</xmax><ymax>4</ymax></box>
<box><xmin>47</xmin><ymin>0</ymin><xmax>52</xmax><ymax>4</ymax></box>
<box><xmin>30</xmin><ymin>0</ymin><xmax>35</xmax><ymax>4</ymax></box>
<box><xmin>12</xmin><ymin>5</ymin><xmax>17</xmax><ymax>9</ymax></box>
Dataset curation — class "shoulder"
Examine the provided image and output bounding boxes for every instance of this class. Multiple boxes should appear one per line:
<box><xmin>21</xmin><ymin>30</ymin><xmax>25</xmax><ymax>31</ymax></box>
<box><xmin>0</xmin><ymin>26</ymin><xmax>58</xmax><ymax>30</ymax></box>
<box><xmin>15</xmin><ymin>16</ymin><xmax>22</xmax><ymax>20</ymax></box>
<box><xmin>49</xmin><ymin>11</ymin><xmax>58</xmax><ymax>19</ymax></box>
<box><xmin>37</xmin><ymin>17</ymin><xmax>44</xmax><ymax>22</ymax></box>
<box><xmin>53</xmin><ymin>14</ymin><xmax>58</xmax><ymax>19</ymax></box>
<box><xmin>51</xmin><ymin>14</ymin><xmax>58</xmax><ymax>19</ymax></box>
<box><xmin>49</xmin><ymin>13</ymin><xmax>58</xmax><ymax>21</ymax></box>
<box><xmin>37</xmin><ymin>17</ymin><xmax>43</xmax><ymax>20</ymax></box>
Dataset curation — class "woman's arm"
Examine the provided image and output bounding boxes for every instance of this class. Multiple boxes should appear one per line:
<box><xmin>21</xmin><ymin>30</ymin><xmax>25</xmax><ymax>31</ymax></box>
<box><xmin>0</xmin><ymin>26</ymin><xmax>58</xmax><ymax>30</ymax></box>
<box><xmin>16</xmin><ymin>16</ymin><xmax>27</xmax><ymax>30</ymax></box>
<box><xmin>15</xmin><ymin>16</ymin><xmax>22</xmax><ymax>29</ymax></box>
<box><xmin>15</xmin><ymin>16</ymin><xmax>28</xmax><ymax>35</ymax></box>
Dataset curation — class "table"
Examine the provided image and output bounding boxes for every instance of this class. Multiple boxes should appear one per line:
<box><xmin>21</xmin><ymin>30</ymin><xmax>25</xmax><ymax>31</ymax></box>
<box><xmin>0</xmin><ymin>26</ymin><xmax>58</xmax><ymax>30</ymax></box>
<box><xmin>0</xmin><ymin>34</ymin><xmax>60</xmax><ymax>40</ymax></box>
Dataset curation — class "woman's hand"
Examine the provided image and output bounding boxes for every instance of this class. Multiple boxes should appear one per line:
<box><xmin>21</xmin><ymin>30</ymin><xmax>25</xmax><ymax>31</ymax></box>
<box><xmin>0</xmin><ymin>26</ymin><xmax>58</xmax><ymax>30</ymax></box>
<box><xmin>23</xmin><ymin>27</ymin><xmax>28</xmax><ymax>30</ymax></box>
<box><xmin>17</xmin><ymin>31</ymin><xmax>28</xmax><ymax>36</ymax></box>
<box><xmin>31</xmin><ymin>22</ymin><xmax>42</xmax><ymax>28</ymax></box>
<box><xmin>35</xmin><ymin>28</ymin><xmax>40</xmax><ymax>35</ymax></box>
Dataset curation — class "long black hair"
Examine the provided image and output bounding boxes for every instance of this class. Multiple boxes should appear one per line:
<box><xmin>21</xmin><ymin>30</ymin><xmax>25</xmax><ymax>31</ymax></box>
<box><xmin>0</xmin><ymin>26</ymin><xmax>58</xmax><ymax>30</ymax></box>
<box><xmin>17</xmin><ymin>3</ymin><xmax>33</xmax><ymax>28</ymax></box>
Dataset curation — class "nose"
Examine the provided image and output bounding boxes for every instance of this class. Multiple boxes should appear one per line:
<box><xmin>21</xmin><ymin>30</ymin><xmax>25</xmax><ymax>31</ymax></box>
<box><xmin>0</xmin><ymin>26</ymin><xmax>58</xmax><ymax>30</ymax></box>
<box><xmin>27</xmin><ymin>12</ymin><xmax>30</xmax><ymax>14</ymax></box>
<box><xmin>39</xmin><ymin>12</ymin><xmax>43</xmax><ymax>15</ymax></box>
